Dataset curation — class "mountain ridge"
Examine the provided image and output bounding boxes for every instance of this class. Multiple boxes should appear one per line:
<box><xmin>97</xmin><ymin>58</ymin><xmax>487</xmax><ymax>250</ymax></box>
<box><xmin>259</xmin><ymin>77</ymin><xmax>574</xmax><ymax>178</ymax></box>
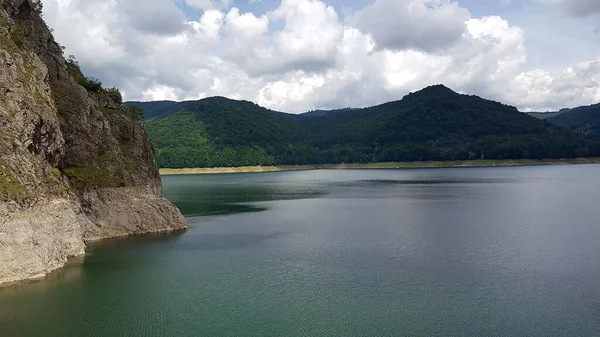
<box><xmin>129</xmin><ymin>85</ymin><xmax>600</xmax><ymax>168</ymax></box>
<box><xmin>546</xmin><ymin>103</ymin><xmax>600</xmax><ymax>139</ymax></box>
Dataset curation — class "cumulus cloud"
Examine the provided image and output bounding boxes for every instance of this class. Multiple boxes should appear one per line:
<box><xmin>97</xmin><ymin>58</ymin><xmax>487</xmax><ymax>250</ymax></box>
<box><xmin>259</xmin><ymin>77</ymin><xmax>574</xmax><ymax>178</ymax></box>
<box><xmin>40</xmin><ymin>0</ymin><xmax>600</xmax><ymax>113</ymax></box>
<box><xmin>219</xmin><ymin>0</ymin><xmax>343</xmax><ymax>76</ymax></box>
<box><xmin>120</xmin><ymin>0</ymin><xmax>187</xmax><ymax>36</ymax></box>
<box><xmin>268</xmin><ymin>0</ymin><xmax>343</xmax><ymax>73</ymax></box>
<box><xmin>510</xmin><ymin>59</ymin><xmax>600</xmax><ymax>110</ymax></box>
<box><xmin>349</xmin><ymin>0</ymin><xmax>470</xmax><ymax>52</ymax></box>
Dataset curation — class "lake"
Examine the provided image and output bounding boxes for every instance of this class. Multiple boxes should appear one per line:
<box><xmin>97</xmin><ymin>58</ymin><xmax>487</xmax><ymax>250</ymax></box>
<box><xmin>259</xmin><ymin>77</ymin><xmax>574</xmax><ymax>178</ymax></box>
<box><xmin>1</xmin><ymin>166</ymin><xmax>600</xmax><ymax>336</ymax></box>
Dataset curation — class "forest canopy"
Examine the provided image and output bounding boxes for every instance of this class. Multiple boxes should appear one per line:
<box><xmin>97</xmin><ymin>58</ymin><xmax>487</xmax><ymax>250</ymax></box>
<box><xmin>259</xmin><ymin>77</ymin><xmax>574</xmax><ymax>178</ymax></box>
<box><xmin>133</xmin><ymin>85</ymin><xmax>600</xmax><ymax>168</ymax></box>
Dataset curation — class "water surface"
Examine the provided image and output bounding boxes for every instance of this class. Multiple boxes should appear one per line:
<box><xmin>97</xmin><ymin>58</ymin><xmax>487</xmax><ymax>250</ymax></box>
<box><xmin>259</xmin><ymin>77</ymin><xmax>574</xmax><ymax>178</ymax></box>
<box><xmin>2</xmin><ymin>166</ymin><xmax>600</xmax><ymax>336</ymax></box>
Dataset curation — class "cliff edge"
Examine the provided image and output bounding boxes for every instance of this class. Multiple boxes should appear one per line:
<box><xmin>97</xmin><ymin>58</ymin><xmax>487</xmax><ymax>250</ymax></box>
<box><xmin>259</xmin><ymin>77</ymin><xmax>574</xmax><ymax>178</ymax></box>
<box><xmin>0</xmin><ymin>0</ymin><xmax>187</xmax><ymax>285</ymax></box>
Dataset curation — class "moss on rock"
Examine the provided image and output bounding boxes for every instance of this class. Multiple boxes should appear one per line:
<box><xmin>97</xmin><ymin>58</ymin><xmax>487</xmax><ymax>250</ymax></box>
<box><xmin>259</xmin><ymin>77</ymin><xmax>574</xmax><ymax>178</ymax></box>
<box><xmin>49</xmin><ymin>167</ymin><xmax>61</xmax><ymax>182</ymax></box>
<box><xmin>100</xmin><ymin>107</ymin><xmax>120</xmax><ymax>115</ymax></box>
<box><xmin>62</xmin><ymin>166</ymin><xmax>125</xmax><ymax>188</ymax></box>
<box><xmin>10</xmin><ymin>23</ymin><xmax>23</xmax><ymax>48</ymax></box>
<box><xmin>0</xmin><ymin>165</ymin><xmax>25</xmax><ymax>201</ymax></box>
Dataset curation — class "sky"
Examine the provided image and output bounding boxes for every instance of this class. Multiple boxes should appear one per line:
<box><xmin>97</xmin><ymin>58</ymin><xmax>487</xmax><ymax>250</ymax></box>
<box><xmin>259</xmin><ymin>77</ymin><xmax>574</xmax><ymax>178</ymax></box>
<box><xmin>40</xmin><ymin>0</ymin><xmax>600</xmax><ymax>113</ymax></box>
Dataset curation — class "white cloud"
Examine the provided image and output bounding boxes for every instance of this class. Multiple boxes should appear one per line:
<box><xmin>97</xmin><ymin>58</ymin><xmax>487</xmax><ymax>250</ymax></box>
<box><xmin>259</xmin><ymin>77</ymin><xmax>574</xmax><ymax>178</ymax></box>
<box><xmin>184</xmin><ymin>0</ymin><xmax>232</xmax><ymax>10</ymax></box>
<box><xmin>40</xmin><ymin>0</ymin><xmax>600</xmax><ymax>113</ymax></box>
<box><xmin>120</xmin><ymin>0</ymin><xmax>187</xmax><ymax>35</ymax></box>
<box><xmin>268</xmin><ymin>0</ymin><xmax>343</xmax><ymax>72</ymax></box>
<box><xmin>349</xmin><ymin>0</ymin><xmax>470</xmax><ymax>52</ymax></box>
<box><xmin>510</xmin><ymin>59</ymin><xmax>600</xmax><ymax>111</ymax></box>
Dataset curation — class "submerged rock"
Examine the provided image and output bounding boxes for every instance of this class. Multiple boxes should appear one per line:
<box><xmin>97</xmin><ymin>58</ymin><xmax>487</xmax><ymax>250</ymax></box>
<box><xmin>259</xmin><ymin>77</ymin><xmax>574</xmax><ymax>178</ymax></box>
<box><xmin>0</xmin><ymin>0</ymin><xmax>186</xmax><ymax>285</ymax></box>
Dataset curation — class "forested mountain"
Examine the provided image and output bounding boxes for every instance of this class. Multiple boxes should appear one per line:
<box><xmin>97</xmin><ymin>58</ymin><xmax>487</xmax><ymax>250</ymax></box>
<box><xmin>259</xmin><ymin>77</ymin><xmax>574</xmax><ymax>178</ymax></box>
<box><xmin>302</xmin><ymin>108</ymin><xmax>359</xmax><ymax>117</ymax></box>
<box><xmin>129</xmin><ymin>85</ymin><xmax>600</xmax><ymax>168</ymax></box>
<box><xmin>126</xmin><ymin>100</ymin><xmax>179</xmax><ymax>120</ymax></box>
<box><xmin>545</xmin><ymin>104</ymin><xmax>600</xmax><ymax>140</ymax></box>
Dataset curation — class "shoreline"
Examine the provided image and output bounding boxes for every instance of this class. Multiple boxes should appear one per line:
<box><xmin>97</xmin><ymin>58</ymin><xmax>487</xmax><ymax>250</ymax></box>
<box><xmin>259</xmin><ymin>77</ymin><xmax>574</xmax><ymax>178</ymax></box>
<box><xmin>159</xmin><ymin>158</ymin><xmax>600</xmax><ymax>175</ymax></box>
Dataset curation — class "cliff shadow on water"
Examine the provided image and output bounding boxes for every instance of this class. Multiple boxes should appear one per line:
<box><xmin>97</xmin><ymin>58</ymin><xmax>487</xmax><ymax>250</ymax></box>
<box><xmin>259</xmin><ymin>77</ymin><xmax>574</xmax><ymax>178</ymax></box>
<box><xmin>0</xmin><ymin>0</ymin><xmax>186</xmax><ymax>285</ymax></box>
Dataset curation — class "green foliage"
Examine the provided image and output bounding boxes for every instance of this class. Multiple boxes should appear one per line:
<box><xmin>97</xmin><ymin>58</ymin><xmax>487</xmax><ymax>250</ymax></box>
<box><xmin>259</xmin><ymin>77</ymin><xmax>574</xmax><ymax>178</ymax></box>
<box><xmin>146</xmin><ymin>112</ymin><xmax>276</xmax><ymax>168</ymax></box>
<box><xmin>126</xmin><ymin>105</ymin><xmax>144</xmax><ymax>120</ymax></box>
<box><xmin>146</xmin><ymin>112</ymin><xmax>209</xmax><ymax>148</ymax></box>
<box><xmin>105</xmin><ymin>87</ymin><xmax>123</xmax><ymax>104</ymax></box>
<box><xmin>138</xmin><ymin>86</ymin><xmax>600</xmax><ymax>168</ymax></box>
<box><xmin>100</xmin><ymin>107</ymin><xmax>119</xmax><ymax>114</ymax></box>
<box><xmin>118</xmin><ymin>134</ymin><xmax>135</xmax><ymax>154</ymax></box>
<box><xmin>527</xmin><ymin>111</ymin><xmax>563</xmax><ymax>120</ymax></box>
<box><xmin>73</xmin><ymin>71</ymin><xmax>125</xmax><ymax>108</ymax></box>
<box><xmin>62</xmin><ymin>166</ymin><xmax>125</xmax><ymax>188</ymax></box>
<box><xmin>125</xmin><ymin>101</ymin><xmax>177</xmax><ymax>120</ymax></box>
<box><xmin>49</xmin><ymin>168</ymin><xmax>69</xmax><ymax>192</ymax></box>
<box><xmin>76</xmin><ymin>77</ymin><xmax>102</xmax><ymax>93</ymax></box>
<box><xmin>547</xmin><ymin>104</ymin><xmax>600</xmax><ymax>140</ymax></box>
<box><xmin>66</xmin><ymin>54</ymin><xmax>78</xmax><ymax>66</ymax></box>
<box><xmin>50</xmin><ymin>168</ymin><xmax>61</xmax><ymax>183</ymax></box>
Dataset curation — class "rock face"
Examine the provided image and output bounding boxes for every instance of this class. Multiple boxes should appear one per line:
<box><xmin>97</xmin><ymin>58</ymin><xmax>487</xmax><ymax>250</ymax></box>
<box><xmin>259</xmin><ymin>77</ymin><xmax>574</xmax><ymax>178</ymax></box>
<box><xmin>0</xmin><ymin>0</ymin><xmax>187</xmax><ymax>285</ymax></box>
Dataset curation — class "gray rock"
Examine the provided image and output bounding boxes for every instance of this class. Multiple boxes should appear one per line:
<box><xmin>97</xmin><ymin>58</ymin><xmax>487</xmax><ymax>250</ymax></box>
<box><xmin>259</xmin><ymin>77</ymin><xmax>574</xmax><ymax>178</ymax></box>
<box><xmin>0</xmin><ymin>0</ymin><xmax>187</xmax><ymax>285</ymax></box>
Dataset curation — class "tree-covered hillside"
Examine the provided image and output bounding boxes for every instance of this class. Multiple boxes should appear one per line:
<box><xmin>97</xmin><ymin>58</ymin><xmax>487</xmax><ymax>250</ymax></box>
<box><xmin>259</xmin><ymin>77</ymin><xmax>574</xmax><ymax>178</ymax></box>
<box><xmin>546</xmin><ymin>104</ymin><xmax>600</xmax><ymax>140</ymax></box>
<box><xmin>126</xmin><ymin>100</ymin><xmax>179</xmax><ymax>120</ymax></box>
<box><xmin>130</xmin><ymin>85</ymin><xmax>600</xmax><ymax>168</ymax></box>
<box><xmin>526</xmin><ymin>111</ymin><xmax>564</xmax><ymax>120</ymax></box>
<box><xmin>145</xmin><ymin>112</ymin><xmax>276</xmax><ymax>168</ymax></box>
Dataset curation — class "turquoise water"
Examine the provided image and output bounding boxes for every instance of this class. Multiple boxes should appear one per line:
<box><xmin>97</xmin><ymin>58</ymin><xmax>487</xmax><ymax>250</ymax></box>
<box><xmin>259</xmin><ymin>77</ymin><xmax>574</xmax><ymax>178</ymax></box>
<box><xmin>2</xmin><ymin>166</ymin><xmax>600</xmax><ymax>336</ymax></box>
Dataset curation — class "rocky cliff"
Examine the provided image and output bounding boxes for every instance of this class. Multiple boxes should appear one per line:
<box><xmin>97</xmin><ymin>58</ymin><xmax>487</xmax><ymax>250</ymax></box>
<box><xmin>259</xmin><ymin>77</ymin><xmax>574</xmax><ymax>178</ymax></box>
<box><xmin>0</xmin><ymin>0</ymin><xmax>187</xmax><ymax>285</ymax></box>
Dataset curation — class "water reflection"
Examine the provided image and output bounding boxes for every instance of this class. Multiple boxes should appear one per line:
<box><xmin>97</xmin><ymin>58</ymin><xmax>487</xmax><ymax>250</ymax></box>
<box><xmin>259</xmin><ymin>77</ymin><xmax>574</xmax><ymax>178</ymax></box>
<box><xmin>168</xmin><ymin>202</ymin><xmax>268</xmax><ymax>217</ymax></box>
<box><xmin>161</xmin><ymin>170</ymin><xmax>517</xmax><ymax>217</ymax></box>
<box><xmin>162</xmin><ymin>173</ymin><xmax>329</xmax><ymax>216</ymax></box>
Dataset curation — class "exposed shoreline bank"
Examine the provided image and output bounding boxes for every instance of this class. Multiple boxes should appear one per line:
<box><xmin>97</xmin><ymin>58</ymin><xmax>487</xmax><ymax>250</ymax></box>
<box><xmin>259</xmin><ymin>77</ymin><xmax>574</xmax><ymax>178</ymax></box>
<box><xmin>159</xmin><ymin>158</ymin><xmax>600</xmax><ymax>175</ymax></box>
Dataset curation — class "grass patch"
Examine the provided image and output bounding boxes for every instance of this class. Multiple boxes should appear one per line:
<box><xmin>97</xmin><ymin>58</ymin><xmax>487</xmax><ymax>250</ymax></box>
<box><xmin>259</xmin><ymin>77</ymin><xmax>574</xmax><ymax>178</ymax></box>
<box><xmin>10</xmin><ymin>24</ymin><xmax>24</xmax><ymax>49</ymax></box>
<box><xmin>62</xmin><ymin>166</ymin><xmax>125</xmax><ymax>188</ymax></box>
<box><xmin>50</xmin><ymin>168</ymin><xmax>61</xmax><ymax>183</ymax></box>
<box><xmin>0</xmin><ymin>19</ymin><xmax>21</xmax><ymax>54</ymax></box>
<box><xmin>0</xmin><ymin>166</ymin><xmax>25</xmax><ymax>201</ymax></box>
<box><xmin>100</xmin><ymin>107</ymin><xmax>120</xmax><ymax>115</ymax></box>
<box><xmin>49</xmin><ymin>168</ymin><xmax>70</xmax><ymax>193</ymax></box>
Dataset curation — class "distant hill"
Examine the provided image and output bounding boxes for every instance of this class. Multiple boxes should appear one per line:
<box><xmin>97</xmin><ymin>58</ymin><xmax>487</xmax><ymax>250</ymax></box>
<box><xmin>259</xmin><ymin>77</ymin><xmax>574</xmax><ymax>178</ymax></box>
<box><xmin>526</xmin><ymin>111</ymin><xmax>566</xmax><ymax>120</ymax></box>
<box><xmin>130</xmin><ymin>85</ymin><xmax>600</xmax><ymax>168</ymax></box>
<box><xmin>125</xmin><ymin>100</ymin><xmax>178</xmax><ymax>120</ymax></box>
<box><xmin>546</xmin><ymin>104</ymin><xmax>600</xmax><ymax>139</ymax></box>
<box><xmin>302</xmin><ymin>108</ymin><xmax>359</xmax><ymax>117</ymax></box>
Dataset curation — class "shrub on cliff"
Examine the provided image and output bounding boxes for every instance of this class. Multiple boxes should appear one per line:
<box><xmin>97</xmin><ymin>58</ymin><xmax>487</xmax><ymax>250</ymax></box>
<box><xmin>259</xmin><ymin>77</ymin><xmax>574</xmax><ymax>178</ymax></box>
<box><xmin>105</xmin><ymin>87</ymin><xmax>123</xmax><ymax>104</ymax></box>
<box><xmin>126</xmin><ymin>105</ymin><xmax>144</xmax><ymax>120</ymax></box>
<box><xmin>32</xmin><ymin>0</ymin><xmax>44</xmax><ymax>14</ymax></box>
<box><xmin>76</xmin><ymin>77</ymin><xmax>103</xmax><ymax>93</ymax></box>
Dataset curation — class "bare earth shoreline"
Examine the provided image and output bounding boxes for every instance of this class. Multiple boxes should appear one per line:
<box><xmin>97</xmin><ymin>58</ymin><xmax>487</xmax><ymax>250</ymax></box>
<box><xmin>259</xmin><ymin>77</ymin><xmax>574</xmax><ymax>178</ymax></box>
<box><xmin>159</xmin><ymin>158</ymin><xmax>600</xmax><ymax>175</ymax></box>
